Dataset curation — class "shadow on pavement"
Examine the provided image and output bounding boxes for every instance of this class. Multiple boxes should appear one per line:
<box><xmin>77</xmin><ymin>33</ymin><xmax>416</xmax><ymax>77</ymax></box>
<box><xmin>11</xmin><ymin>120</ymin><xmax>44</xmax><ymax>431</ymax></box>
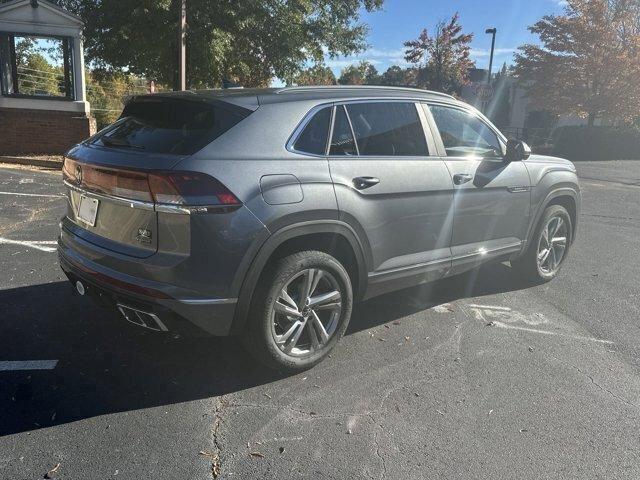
<box><xmin>0</xmin><ymin>262</ymin><xmax>532</xmax><ymax>436</ymax></box>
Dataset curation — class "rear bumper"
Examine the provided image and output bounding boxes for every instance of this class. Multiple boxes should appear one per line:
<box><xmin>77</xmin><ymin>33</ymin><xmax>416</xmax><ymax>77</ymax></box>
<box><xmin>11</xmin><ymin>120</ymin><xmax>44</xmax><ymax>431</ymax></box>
<box><xmin>58</xmin><ymin>239</ymin><xmax>237</xmax><ymax>336</ymax></box>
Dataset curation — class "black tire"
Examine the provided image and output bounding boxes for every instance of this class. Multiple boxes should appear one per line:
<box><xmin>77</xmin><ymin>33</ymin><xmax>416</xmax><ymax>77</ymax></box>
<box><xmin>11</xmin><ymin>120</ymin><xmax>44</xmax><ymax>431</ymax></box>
<box><xmin>242</xmin><ymin>250</ymin><xmax>353</xmax><ymax>372</ymax></box>
<box><xmin>512</xmin><ymin>204</ymin><xmax>572</xmax><ymax>283</ymax></box>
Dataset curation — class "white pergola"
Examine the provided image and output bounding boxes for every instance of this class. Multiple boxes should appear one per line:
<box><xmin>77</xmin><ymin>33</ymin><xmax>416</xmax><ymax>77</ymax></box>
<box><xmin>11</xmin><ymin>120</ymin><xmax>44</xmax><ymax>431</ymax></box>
<box><xmin>0</xmin><ymin>0</ymin><xmax>88</xmax><ymax>113</ymax></box>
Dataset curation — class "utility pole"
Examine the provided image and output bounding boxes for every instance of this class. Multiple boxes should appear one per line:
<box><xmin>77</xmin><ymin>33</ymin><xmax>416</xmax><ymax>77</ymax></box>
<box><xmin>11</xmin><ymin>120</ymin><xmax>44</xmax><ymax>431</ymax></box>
<box><xmin>485</xmin><ymin>28</ymin><xmax>497</xmax><ymax>84</ymax></box>
<box><xmin>178</xmin><ymin>0</ymin><xmax>186</xmax><ymax>91</ymax></box>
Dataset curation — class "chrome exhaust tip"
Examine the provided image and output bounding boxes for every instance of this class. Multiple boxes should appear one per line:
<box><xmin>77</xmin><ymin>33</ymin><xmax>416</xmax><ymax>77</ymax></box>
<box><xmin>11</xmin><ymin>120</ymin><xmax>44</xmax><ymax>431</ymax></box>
<box><xmin>75</xmin><ymin>280</ymin><xmax>86</xmax><ymax>296</ymax></box>
<box><xmin>117</xmin><ymin>304</ymin><xmax>168</xmax><ymax>332</ymax></box>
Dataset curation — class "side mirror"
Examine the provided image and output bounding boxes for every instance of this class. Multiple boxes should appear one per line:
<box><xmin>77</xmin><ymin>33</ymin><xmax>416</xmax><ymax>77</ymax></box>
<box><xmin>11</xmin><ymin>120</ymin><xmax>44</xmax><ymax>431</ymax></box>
<box><xmin>505</xmin><ymin>138</ymin><xmax>531</xmax><ymax>162</ymax></box>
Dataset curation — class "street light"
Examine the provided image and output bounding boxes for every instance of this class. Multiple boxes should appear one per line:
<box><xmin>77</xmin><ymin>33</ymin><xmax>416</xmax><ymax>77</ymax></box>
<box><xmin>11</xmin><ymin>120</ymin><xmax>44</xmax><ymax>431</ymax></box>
<box><xmin>485</xmin><ymin>27</ymin><xmax>497</xmax><ymax>85</ymax></box>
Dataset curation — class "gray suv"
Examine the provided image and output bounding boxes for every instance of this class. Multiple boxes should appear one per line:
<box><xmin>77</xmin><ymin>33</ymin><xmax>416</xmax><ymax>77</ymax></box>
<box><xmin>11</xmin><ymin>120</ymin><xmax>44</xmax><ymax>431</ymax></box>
<box><xmin>58</xmin><ymin>86</ymin><xmax>580</xmax><ymax>371</ymax></box>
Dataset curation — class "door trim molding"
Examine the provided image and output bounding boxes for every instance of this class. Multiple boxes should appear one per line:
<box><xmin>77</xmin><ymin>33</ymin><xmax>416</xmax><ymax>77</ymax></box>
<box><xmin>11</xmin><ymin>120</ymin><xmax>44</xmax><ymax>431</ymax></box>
<box><xmin>451</xmin><ymin>240</ymin><xmax>522</xmax><ymax>262</ymax></box>
<box><xmin>368</xmin><ymin>256</ymin><xmax>451</xmax><ymax>279</ymax></box>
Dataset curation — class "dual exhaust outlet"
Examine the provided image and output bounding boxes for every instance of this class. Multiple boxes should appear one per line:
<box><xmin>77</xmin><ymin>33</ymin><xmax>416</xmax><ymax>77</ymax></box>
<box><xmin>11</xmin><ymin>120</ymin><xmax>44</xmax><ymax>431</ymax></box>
<box><xmin>75</xmin><ymin>280</ymin><xmax>168</xmax><ymax>332</ymax></box>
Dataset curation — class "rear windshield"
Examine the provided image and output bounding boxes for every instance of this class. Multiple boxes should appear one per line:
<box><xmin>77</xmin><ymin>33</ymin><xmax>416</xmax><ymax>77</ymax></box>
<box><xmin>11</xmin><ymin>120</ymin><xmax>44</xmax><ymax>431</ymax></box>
<box><xmin>92</xmin><ymin>97</ymin><xmax>250</xmax><ymax>155</ymax></box>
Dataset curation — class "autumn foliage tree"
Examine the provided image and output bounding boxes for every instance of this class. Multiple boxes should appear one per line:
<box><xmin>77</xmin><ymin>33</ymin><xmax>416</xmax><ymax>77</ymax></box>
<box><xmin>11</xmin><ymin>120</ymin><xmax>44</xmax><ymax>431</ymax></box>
<box><xmin>290</xmin><ymin>65</ymin><xmax>336</xmax><ymax>86</ymax></box>
<box><xmin>403</xmin><ymin>13</ymin><xmax>474</xmax><ymax>93</ymax></box>
<box><xmin>51</xmin><ymin>0</ymin><xmax>384</xmax><ymax>88</ymax></box>
<box><xmin>337</xmin><ymin>61</ymin><xmax>379</xmax><ymax>85</ymax></box>
<box><xmin>514</xmin><ymin>0</ymin><xmax>640</xmax><ymax>126</ymax></box>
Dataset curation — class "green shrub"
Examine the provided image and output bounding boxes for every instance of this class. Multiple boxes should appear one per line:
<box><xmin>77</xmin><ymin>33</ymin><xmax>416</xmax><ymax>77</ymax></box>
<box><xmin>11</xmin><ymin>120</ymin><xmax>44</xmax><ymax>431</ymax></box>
<box><xmin>552</xmin><ymin>126</ymin><xmax>640</xmax><ymax>160</ymax></box>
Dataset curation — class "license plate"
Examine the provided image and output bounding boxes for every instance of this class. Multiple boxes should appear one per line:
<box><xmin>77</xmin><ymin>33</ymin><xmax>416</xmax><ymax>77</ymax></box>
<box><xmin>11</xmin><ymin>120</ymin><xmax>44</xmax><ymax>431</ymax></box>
<box><xmin>77</xmin><ymin>195</ymin><xmax>99</xmax><ymax>226</ymax></box>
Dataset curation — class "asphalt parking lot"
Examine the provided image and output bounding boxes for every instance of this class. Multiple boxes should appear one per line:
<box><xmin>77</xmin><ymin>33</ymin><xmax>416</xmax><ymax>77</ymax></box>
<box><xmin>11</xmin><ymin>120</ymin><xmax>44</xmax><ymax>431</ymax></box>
<box><xmin>1</xmin><ymin>160</ymin><xmax>639</xmax><ymax>479</ymax></box>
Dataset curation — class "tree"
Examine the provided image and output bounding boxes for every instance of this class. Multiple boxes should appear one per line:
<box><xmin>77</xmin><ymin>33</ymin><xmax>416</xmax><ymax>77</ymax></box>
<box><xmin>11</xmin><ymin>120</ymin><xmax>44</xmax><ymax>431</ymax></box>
<box><xmin>52</xmin><ymin>0</ymin><xmax>384</xmax><ymax>89</ymax></box>
<box><xmin>289</xmin><ymin>65</ymin><xmax>336</xmax><ymax>86</ymax></box>
<box><xmin>337</xmin><ymin>61</ymin><xmax>379</xmax><ymax>85</ymax></box>
<box><xmin>86</xmin><ymin>70</ymin><xmax>154</xmax><ymax>128</ymax></box>
<box><xmin>379</xmin><ymin>65</ymin><xmax>418</xmax><ymax>86</ymax></box>
<box><xmin>487</xmin><ymin>65</ymin><xmax>512</xmax><ymax>127</ymax></box>
<box><xmin>403</xmin><ymin>13</ymin><xmax>474</xmax><ymax>93</ymax></box>
<box><xmin>14</xmin><ymin>38</ymin><xmax>62</xmax><ymax>96</ymax></box>
<box><xmin>514</xmin><ymin>0</ymin><xmax>640</xmax><ymax>126</ymax></box>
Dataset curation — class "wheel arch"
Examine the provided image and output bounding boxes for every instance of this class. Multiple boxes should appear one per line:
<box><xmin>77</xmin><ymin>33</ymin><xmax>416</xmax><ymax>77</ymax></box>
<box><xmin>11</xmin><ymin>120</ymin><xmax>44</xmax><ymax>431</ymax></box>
<box><xmin>229</xmin><ymin>221</ymin><xmax>369</xmax><ymax>335</ymax></box>
<box><xmin>523</xmin><ymin>186</ymin><xmax>580</xmax><ymax>254</ymax></box>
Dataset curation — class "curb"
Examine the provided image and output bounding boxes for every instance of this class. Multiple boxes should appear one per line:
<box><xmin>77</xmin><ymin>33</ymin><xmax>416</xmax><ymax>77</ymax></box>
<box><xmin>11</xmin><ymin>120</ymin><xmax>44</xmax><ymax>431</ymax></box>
<box><xmin>0</xmin><ymin>156</ymin><xmax>63</xmax><ymax>170</ymax></box>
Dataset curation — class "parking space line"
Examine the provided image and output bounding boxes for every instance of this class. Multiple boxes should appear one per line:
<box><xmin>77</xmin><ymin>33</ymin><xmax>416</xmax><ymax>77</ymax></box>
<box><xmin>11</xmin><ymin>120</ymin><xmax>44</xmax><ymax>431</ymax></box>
<box><xmin>0</xmin><ymin>238</ymin><xmax>57</xmax><ymax>252</ymax></box>
<box><xmin>0</xmin><ymin>360</ymin><xmax>58</xmax><ymax>371</ymax></box>
<box><xmin>0</xmin><ymin>191</ymin><xmax>64</xmax><ymax>198</ymax></box>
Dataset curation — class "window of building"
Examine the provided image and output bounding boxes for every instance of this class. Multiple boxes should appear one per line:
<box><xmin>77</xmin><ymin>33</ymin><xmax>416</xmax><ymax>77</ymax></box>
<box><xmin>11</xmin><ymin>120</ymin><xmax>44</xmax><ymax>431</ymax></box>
<box><xmin>429</xmin><ymin>105</ymin><xmax>503</xmax><ymax>158</ymax></box>
<box><xmin>345</xmin><ymin>102</ymin><xmax>428</xmax><ymax>156</ymax></box>
<box><xmin>293</xmin><ymin>106</ymin><xmax>331</xmax><ymax>155</ymax></box>
<box><xmin>0</xmin><ymin>34</ymin><xmax>74</xmax><ymax>99</ymax></box>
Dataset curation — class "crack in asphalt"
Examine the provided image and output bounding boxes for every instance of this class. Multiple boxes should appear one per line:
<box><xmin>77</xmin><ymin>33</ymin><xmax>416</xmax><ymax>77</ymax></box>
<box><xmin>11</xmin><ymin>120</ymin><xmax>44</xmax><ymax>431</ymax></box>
<box><xmin>222</xmin><ymin>323</ymin><xmax>467</xmax><ymax>477</ymax></box>
<box><xmin>579</xmin><ymin>176</ymin><xmax>640</xmax><ymax>188</ymax></box>
<box><xmin>367</xmin><ymin>413</ymin><xmax>388</xmax><ymax>480</ymax></box>
<box><xmin>570</xmin><ymin>364</ymin><xmax>638</xmax><ymax>410</ymax></box>
<box><xmin>508</xmin><ymin>330</ymin><xmax>638</xmax><ymax>411</ymax></box>
<box><xmin>581</xmin><ymin>212</ymin><xmax>640</xmax><ymax>222</ymax></box>
<box><xmin>210</xmin><ymin>396</ymin><xmax>226</xmax><ymax>478</ymax></box>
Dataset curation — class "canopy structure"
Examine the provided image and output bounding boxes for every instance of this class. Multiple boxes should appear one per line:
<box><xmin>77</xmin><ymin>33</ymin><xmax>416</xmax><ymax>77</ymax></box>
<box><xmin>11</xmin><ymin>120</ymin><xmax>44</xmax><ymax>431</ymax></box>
<box><xmin>0</xmin><ymin>0</ymin><xmax>94</xmax><ymax>154</ymax></box>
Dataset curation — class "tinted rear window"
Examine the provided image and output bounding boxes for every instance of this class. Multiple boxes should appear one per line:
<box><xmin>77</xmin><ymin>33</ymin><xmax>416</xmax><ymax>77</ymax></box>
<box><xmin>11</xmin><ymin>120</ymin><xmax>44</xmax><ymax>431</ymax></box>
<box><xmin>346</xmin><ymin>102</ymin><xmax>428</xmax><ymax>156</ymax></box>
<box><xmin>93</xmin><ymin>97</ymin><xmax>250</xmax><ymax>155</ymax></box>
<box><xmin>293</xmin><ymin>107</ymin><xmax>331</xmax><ymax>155</ymax></box>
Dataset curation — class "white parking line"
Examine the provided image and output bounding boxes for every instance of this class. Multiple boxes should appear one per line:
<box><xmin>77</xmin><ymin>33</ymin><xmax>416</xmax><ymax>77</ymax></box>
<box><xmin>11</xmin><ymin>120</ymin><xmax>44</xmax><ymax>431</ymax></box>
<box><xmin>0</xmin><ymin>238</ymin><xmax>57</xmax><ymax>252</ymax></box>
<box><xmin>0</xmin><ymin>191</ymin><xmax>64</xmax><ymax>198</ymax></box>
<box><xmin>0</xmin><ymin>360</ymin><xmax>58</xmax><ymax>371</ymax></box>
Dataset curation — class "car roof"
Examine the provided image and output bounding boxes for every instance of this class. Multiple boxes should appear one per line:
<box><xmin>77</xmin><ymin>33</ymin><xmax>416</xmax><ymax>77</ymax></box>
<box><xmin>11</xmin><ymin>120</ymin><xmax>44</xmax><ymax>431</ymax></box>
<box><xmin>146</xmin><ymin>86</ymin><xmax>463</xmax><ymax>111</ymax></box>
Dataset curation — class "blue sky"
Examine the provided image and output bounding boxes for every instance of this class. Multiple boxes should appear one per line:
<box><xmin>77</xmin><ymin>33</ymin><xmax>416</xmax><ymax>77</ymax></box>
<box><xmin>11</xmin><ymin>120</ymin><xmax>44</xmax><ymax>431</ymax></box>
<box><xmin>324</xmin><ymin>0</ymin><xmax>567</xmax><ymax>76</ymax></box>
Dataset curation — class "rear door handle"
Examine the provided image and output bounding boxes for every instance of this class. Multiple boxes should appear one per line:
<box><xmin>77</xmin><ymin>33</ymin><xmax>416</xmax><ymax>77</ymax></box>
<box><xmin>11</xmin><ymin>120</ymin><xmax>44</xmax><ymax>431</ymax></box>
<box><xmin>353</xmin><ymin>176</ymin><xmax>380</xmax><ymax>190</ymax></box>
<box><xmin>453</xmin><ymin>173</ymin><xmax>473</xmax><ymax>185</ymax></box>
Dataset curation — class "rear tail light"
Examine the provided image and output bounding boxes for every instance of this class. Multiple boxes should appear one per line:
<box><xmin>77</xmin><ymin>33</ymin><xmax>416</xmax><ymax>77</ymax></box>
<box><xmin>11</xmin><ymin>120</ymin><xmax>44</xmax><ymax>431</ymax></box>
<box><xmin>63</xmin><ymin>158</ymin><xmax>240</xmax><ymax>209</ymax></box>
<box><xmin>147</xmin><ymin>172</ymin><xmax>240</xmax><ymax>206</ymax></box>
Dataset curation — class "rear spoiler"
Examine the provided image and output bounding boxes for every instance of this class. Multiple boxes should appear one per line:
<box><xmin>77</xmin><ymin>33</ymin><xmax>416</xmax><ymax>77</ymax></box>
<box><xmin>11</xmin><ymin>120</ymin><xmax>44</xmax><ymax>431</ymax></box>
<box><xmin>127</xmin><ymin>91</ymin><xmax>259</xmax><ymax>112</ymax></box>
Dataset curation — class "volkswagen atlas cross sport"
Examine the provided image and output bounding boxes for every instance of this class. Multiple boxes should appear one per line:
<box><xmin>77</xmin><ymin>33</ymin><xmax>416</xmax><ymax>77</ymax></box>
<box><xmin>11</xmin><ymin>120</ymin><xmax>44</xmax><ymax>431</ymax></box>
<box><xmin>58</xmin><ymin>85</ymin><xmax>580</xmax><ymax>371</ymax></box>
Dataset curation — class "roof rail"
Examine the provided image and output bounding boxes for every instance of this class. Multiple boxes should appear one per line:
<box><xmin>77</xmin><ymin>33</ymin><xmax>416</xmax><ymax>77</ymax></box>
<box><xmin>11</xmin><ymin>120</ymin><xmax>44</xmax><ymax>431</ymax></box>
<box><xmin>275</xmin><ymin>85</ymin><xmax>455</xmax><ymax>100</ymax></box>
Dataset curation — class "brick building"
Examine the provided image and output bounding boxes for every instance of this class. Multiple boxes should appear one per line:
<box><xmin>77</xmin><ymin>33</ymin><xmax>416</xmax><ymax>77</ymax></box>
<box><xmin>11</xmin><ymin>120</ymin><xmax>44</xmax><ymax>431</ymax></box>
<box><xmin>0</xmin><ymin>0</ymin><xmax>95</xmax><ymax>155</ymax></box>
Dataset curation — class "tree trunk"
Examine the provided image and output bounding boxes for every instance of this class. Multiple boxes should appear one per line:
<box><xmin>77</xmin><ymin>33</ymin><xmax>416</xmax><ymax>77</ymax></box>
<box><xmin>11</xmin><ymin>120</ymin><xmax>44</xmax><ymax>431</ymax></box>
<box><xmin>171</xmin><ymin>0</ymin><xmax>185</xmax><ymax>91</ymax></box>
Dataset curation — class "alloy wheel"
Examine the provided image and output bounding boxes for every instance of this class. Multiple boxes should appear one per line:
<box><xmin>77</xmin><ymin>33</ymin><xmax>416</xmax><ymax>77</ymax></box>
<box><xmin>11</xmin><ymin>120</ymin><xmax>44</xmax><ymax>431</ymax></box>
<box><xmin>270</xmin><ymin>268</ymin><xmax>342</xmax><ymax>356</ymax></box>
<box><xmin>537</xmin><ymin>215</ymin><xmax>568</xmax><ymax>274</ymax></box>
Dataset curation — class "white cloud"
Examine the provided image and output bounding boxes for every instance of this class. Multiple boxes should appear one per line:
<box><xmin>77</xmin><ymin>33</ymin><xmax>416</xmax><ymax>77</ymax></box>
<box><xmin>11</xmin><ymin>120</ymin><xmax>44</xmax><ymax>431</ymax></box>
<box><xmin>320</xmin><ymin>45</ymin><xmax>517</xmax><ymax>75</ymax></box>
<box><xmin>470</xmin><ymin>47</ymin><xmax>517</xmax><ymax>58</ymax></box>
<box><xmin>323</xmin><ymin>47</ymin><xmax>411</xmax><ymax>72</ymax></box>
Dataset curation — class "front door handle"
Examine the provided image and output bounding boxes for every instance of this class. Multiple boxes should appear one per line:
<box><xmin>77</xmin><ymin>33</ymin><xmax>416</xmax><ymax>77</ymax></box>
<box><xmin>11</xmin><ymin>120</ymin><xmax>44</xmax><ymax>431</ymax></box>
<box><xmin>353</xmin><ymin>176</ymin><xmax>380</xmax><ymax>190</ymax></box>
<box><xmin>453</xmin><ymin>173</ymin><xmax>473</xmax><ymax>185</ymax></box>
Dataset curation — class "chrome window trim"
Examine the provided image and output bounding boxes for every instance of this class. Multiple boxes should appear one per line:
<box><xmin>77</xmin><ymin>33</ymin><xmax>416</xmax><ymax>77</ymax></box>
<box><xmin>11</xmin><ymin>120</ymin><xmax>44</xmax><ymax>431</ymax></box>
<box><xmin>285</xmin><ymin>102</ymin><xmax>335</xmax><ymax>158</ymax></box>
<box><xmin>343</xmin><ymin>100</ymin><xmax>431</xmax><ymax>157</ymax></box>
<box><xmin>424</xmin><ymin>101</ymin><xmax>508</xmax><ymax>158</ymax></box>
<box><xmin>287</xmin><ymin>97</ymin><xmax>448</xmax><ymax>159</ymax></box>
